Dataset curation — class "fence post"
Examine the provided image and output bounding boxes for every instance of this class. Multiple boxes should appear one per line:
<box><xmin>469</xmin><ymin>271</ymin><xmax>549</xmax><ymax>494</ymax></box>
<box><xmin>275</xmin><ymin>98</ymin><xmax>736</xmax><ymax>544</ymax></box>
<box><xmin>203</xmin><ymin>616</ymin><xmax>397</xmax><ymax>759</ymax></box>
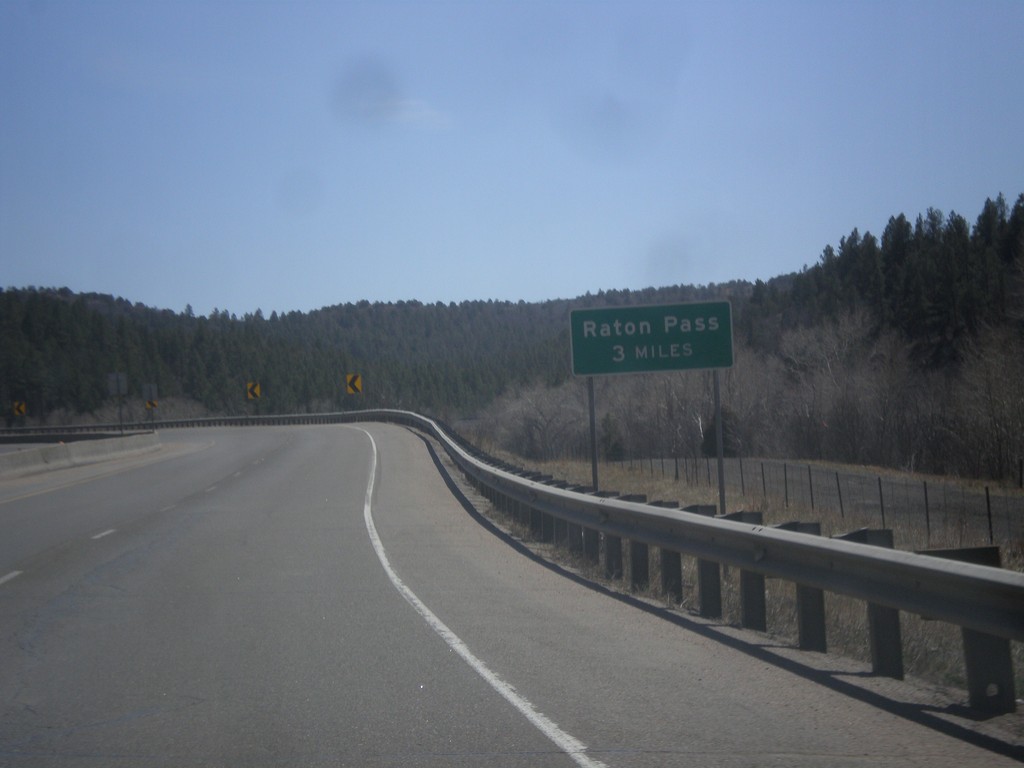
<box><xmin>808</xmin><ymin>465</ymin><xmax>815</xmax><ymax>511</ymax></box>
<box><xmin>923</xmin><ymin>480</ymin><xmax>931</xmax><ymax>547</ymax></box>
<box><xmin>986</xmin><ymin>486</ymin><xmax>994</xmax><ymax>545</ymax></box>
<box><xmin>877</xmin><ymin>477</ymin><xmax>886</xmax><ymax>528</ymax></box>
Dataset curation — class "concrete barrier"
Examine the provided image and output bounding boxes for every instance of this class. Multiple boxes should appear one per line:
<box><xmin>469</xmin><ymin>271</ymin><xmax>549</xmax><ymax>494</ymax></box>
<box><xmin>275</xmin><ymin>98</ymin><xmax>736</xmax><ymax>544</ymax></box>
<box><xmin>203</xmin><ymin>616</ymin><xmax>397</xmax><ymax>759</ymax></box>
<box><xmin>0</xmin><ymin>432</ymin><xmax>161</xmax><ymax>478</ymax></box>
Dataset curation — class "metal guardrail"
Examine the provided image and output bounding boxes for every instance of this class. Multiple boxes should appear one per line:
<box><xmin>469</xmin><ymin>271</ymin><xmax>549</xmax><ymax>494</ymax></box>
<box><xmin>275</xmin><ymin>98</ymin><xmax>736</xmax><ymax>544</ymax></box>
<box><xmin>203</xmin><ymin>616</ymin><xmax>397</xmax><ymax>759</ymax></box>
<box><xmin>5</xmin><ymin>410</ymin><xmax>1022</xmax><ymax>712</ymax></box>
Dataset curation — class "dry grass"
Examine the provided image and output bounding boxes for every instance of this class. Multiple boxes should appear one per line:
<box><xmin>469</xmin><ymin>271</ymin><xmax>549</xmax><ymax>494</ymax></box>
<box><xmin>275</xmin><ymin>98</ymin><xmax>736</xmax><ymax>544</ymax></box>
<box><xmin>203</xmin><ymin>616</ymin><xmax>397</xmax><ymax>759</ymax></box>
<box><xmin>479</xmin><ymin>451</ymin><xmax>1023</xmax><ymax>699</ymax></box>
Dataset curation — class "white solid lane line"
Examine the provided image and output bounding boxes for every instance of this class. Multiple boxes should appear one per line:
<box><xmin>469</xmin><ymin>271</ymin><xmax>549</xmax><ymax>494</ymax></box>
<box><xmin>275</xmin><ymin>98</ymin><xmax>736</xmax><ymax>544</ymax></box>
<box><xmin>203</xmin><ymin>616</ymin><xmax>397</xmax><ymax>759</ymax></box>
<box><xmin>352</xmin><ymin>426</ymin><xmax>609</xmax><ymax>768</ymax></box>
<box><xmin>91</xmin><ymin>529</ymin><xmax>116</xmax><ymax>540</ymax></box>
<box><xmin>0</xmin><ymin>571</ymin><xmax>23</xmax><ymax>586</ymax></box>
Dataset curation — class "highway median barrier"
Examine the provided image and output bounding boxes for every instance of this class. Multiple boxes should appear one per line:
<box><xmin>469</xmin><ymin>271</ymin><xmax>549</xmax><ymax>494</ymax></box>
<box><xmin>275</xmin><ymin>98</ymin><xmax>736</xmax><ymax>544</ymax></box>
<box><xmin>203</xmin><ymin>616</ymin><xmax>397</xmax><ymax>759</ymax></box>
<box><xmin>0</xmin><ymin>432</ymin><xmax>161</xmax><ymax>478</ymax></box>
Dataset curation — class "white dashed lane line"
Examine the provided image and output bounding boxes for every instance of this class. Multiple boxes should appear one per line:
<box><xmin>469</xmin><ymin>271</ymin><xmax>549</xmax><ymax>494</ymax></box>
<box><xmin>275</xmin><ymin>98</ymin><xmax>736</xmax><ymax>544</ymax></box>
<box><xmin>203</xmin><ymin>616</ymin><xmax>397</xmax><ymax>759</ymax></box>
<box><xmin>91</xmin><ymin>529</ymin><xmax>116</xmax><ymax>540</ymax></box>
<box><xmin>0</xmin><ymin>571</ymin><xmax>23</xmax><ymax>587</ymax></box>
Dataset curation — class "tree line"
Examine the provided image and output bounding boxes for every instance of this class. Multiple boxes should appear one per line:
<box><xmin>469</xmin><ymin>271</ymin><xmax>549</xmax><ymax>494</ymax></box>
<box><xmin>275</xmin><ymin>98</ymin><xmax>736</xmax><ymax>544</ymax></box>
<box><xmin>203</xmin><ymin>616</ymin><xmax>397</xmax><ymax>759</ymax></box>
<box><xmin>2</xmin><ymin>192</ymin><xmax>1022</xmax><ymax>481</ymax></box>
<box><xmin>0</xmin><ymin>290</ymin><xmax>571</xmax><ymax>422</ymax></box>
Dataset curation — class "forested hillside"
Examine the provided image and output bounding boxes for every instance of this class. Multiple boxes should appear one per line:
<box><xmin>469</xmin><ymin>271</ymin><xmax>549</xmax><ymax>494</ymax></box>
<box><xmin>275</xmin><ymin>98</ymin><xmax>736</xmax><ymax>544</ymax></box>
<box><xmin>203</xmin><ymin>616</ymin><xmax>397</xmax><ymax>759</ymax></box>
<box><xmin>0</xmin><ymin>291</ymin><xmax>571</xmax><ymax>420</ymax></box>
<box><xmin>478</xmin><ymin>193</ymin><xmax>1024</xmax><ymax>483</ymax></box>
<box><xmin>2</xmin><ymin>192</ymin><xmax>1022</xmax><ymax>481</ymax></box>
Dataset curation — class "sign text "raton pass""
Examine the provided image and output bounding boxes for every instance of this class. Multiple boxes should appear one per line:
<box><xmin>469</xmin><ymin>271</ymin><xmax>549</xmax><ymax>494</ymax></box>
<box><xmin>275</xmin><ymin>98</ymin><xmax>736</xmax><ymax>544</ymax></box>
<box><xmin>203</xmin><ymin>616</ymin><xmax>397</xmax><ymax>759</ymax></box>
<box><xmin>570</xmin><ymin>301</ymin><xmax>734</xmax><ymax>376</ymax></box>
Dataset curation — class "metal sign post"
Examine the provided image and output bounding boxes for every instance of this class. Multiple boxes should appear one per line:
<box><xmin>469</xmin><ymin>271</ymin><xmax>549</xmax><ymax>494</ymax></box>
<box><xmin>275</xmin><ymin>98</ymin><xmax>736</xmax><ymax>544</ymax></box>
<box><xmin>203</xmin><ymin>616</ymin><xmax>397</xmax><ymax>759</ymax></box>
<box><xmin>713</xmin><ymin>370</ymin><xmax>727</xmax><ymax>519</ymax></box>
<box><xmin>587</xmin><ymin>376</ymin><xmax>598</xmax><ymax>492</ymax></box>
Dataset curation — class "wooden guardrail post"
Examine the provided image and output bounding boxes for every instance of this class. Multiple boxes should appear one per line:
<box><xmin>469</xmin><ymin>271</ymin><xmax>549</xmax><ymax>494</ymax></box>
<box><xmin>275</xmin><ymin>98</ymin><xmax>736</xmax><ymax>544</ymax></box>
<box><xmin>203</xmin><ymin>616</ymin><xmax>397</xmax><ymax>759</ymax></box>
<box><xmin>592</xmin><ymin>491</ymin><xmax>621</xmax><ymax>577</ymax></box>
<box><xmin>520</xmin><ymin>473</ymin><xmax>553</xmax><ymax>541</ymax></box>
<box><xmin>547</xmin><ymin>481</ymin><xmax>569</xmax><ymax>545</ymax></box>
<box><xmin>919</xmin><ymin>546</ymin><xmax>1016</xmax><ymax>714</ymax></box>
<box><xmin>660</xmin><ymin>548</ymin><xmax>683</xmax><ymax>603</ymax></box>
<box><xmin>541</xmin><ymin>511</ymin><xmax>555</xmax><ymax>542</ymax></box>
<box><xmin>720</xmin><ymin>511</ymin><xmax>766</xmax><ymax>631</ymax></box>
<box><xmin>652</xmin><ymin>501</ymin><xmax>682</xmax><ymax>603</ymax></box>
<box><xmin>583</xmin><ymin>528</ymin><xmax>600</xmax><ymax>564</ymax></box>
<box><xmin>605</xmin><ymin>535</ymin><xmax>623</xmax><ymax>579</ymax></box>
<box><xmin>566</xmin><ymin>522</ymin><xmax>583</xmax><ymax>553</ymax></box>
<box><xmin>565</xmin><ymin>485</ymin><xmax>591</xmax><ymax>555</ymax></box>
<box><xmin>620</xmin><ymin>495</ymin><xmax>649</xmax><ymax>591</ymax></box>
<box><xmin>836</xmin><ymin>528</ymin><xmax>903</xmax><ymax>679</ymax></box>
<box><xmin>629</xmin><ymin>540</ymin><xmax>649</xmax><ymax>591</ymax></box>
<box><xmin>776</xmin><ymin>522</ymin><xmax>827</xmax><ymax>652</ymax></box>
<box><xmin>685</xmin><ymin>505</ymin><xmax>722</xmax><ymax>618</ymax></box>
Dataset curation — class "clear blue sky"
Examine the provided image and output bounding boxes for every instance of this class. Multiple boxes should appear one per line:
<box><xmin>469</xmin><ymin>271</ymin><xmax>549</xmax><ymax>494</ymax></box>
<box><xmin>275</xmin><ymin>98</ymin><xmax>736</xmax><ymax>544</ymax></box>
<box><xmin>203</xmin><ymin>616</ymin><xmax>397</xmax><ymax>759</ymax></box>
<box><xmin>2</xmin><ymin>1</ymin><xmax>1022</xmax><ymax>317</ymax></box>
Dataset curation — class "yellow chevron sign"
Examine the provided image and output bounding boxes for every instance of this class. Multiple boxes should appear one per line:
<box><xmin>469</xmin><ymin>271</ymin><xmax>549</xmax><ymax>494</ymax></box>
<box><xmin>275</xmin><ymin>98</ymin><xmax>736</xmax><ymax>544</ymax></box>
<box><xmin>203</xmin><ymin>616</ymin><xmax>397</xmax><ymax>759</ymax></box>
<box><xmin>346</xmin><ymin>374</ymin><xmax>362</xmax><ymax>395</ymax></box>
<box><xmin>12</xmin><ymin>401</ymin><xmax>26</xmax><ymax>417</ymax></box>
<box><xmin>247</xmin><ymin>381</ymin><xmax>261</xmax><ymax>400</ymax></box>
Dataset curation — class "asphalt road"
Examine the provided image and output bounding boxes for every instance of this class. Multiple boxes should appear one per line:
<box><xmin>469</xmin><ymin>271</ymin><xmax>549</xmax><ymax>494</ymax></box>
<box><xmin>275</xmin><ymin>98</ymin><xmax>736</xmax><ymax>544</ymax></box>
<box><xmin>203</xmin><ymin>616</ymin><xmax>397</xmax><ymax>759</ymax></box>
<box><xmin>0</xmin><ymin>424</ymin><xmax>1020</xmax><ymax>766</ymax></box>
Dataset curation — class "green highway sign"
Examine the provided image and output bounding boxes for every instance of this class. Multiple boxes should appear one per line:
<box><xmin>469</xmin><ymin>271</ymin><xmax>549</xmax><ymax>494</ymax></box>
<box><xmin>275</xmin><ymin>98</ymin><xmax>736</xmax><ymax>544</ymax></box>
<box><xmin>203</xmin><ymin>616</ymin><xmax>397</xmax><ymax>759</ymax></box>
<box><xmin>570</xmin><ymin>301</ymin><xmax>733</xmax><ymax>376</ymax></box>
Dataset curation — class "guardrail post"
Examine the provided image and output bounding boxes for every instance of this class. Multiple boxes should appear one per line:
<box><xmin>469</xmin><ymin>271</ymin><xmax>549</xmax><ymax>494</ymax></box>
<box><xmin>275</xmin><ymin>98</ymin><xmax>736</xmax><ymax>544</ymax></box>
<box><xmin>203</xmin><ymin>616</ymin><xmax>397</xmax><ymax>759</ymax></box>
<box><xmin>510</xmin><ymin>498</ymin><xmax>526</xmax><ymax>528</ymax></box>
<box><xmin>660</xmin><ymin>549</ymin><xmax>682</xmax><ymax>603</ymax></box>
<box><xmin>652</xmin><ymin>501</ymin><xmax>682</xmax><ymax>603</ymax></box>
<box><xmin>620</xmin><ymin>495</ymin><xmax>649</xmax><ymax>592</ymax></box>
<box><xmin>520</xmin><ymin>474</ymin><xmax>553</xmax><ymax>541</ymax></box>
<box><xmin>685</xmin><ymin>505</ymin><xmax>722</xmax><ymax>618</ymax></box>
<box><xmin>721</xmin><ymin>511</ymin><xmax>766</xmax><ymax>631</ymax></box>
<box><xmin>547</xmin><ymin>481</ymin><xmax>569</xmax><ymax>546</ymax></box>
<box><xmin>564</xmin><ymin>486</ymin><xmax>590</xmax><ymax>555</ymax></box>
<box><xmin>919</xmin><ymin>546</ymin><xmax>1016</xmax><ymax>714</ymax></box>
<box><xmin>591</xmin><ymin>491</ymin><xmax>619</xmax><ymax>574</ymax></box>
<box><xmin>776</xmin><ymin>522</ymin><xmax>826</xmax><ymax>652</ymax></box>
<box><xmin>604</xmin><ymin>535</ymin><xmax>623</xmax><ymax>580</ymax></box>
<box><xmin>836</xmin><ymin>529</ymin><xmax>902</xmax><ymax>679</ymax></box>
<box><xmin>527</xmin><ymin>505</ymin><xmax>543</xmax><ymax>539</ymax></box>
<box><xmin>541</xmin><ymin>511</ymin><xmax>555</xmax><ymax>542</ymax></box>
<box><xmin>583</xmin><ymin>528</ymin><xmax>600</xmax><ymax>564</ymax></box>
<box><xmin>519</xmin><ymin>499</ymin><xmax>532</xmax><ymax>529</ymax></box>
<box><xmin>629</xmin><ymin>541</ymin><xmax>649</xmax><ymax>591</ymax></box>
<box><xmin>566</xmin><ymin>522</ymin><xmax>583</xmax><ymax>553</ymax></box>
